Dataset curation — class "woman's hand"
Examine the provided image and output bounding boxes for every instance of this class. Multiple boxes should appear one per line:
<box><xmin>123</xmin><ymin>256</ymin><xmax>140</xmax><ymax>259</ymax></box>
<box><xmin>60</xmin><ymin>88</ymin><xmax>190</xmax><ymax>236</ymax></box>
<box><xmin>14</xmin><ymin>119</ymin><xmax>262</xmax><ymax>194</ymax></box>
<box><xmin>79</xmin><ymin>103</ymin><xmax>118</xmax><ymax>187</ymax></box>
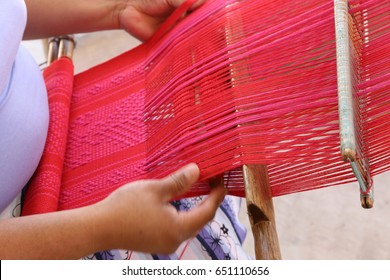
<box><xmin>0</xmin><ymin>163</ymin><xmax>225</xmax><ymax>259</ymax></box>
<box><xmin>24</xmin><ymin>0</ymin><xmax>206</xmax><ymax>40</ymax></box>
<box><xmin>97</xmin><ymin>163</ymin><xmax>226</xmax><ymax>254</ymax></box>
<box><xmin>118</xmin><ymin>0</ymin><xmax>206</xmax><ymax>41</ymax></box>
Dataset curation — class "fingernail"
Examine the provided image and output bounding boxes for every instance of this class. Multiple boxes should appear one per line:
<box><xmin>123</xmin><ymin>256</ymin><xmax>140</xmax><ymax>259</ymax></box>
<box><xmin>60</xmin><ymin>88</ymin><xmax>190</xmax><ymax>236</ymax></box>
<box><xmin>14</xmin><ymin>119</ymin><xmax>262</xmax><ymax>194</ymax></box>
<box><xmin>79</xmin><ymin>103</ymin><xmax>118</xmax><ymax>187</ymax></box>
<box><xmin>182</xmin><ymin>163</ymin><xmax>200</xmax><ymax>180</ymax></box>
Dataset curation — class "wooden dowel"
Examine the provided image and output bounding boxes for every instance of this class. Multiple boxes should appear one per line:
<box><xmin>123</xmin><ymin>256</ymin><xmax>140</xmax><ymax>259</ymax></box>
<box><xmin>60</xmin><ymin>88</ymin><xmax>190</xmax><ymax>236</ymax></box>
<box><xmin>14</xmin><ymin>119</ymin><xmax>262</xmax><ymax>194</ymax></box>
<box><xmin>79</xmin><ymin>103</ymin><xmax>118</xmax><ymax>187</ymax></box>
<box><xmin>243</xmin><ymin>164</ymin><xmax>281</xmax><ymax>260</ymax></box>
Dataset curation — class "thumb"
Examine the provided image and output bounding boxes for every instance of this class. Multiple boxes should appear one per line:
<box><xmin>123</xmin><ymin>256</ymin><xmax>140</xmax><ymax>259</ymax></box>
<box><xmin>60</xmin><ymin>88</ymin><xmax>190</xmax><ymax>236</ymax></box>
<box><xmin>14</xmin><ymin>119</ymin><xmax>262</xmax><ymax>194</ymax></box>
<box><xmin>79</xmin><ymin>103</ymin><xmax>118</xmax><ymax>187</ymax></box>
<box><xmin>159</xmin><ymin>163</ymin><xmax>200</xmax><ymax>201</ymax></box>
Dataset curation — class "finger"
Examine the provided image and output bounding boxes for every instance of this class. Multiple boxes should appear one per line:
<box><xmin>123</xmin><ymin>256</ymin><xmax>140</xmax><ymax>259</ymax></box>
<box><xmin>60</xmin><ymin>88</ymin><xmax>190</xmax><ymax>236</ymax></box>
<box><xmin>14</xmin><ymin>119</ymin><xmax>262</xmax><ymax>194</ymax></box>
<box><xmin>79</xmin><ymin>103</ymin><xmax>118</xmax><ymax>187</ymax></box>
<box><xmin>167</xmin><ymin>0</ymin><xmax>207</xmax><ymax>11</ymax></box>
<box><xmin>178</xmin><ymin>184</ymin><xmax>227</xmax><ymax>239</ymax></box>
<box><xmin>120</xmin><ymin>8</ymin><xmax>163</xmax><ymax>41</ymax></box>
<box><xmin>159</xmin><ymin>163</ymin><xmax>200</xmax><ymax>201</ymax></box>
<box><xmin>189</xmin><ymin>0</ymin><xmax>207</xmax><ymax>11</ymax></box>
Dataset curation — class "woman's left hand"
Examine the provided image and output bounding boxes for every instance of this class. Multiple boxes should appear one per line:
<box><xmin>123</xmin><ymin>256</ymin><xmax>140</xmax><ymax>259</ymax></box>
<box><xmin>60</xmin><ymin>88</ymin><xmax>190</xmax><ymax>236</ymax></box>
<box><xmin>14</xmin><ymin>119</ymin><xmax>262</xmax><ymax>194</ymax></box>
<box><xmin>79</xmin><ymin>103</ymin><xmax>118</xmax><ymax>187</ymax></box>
<box><xmin>118</xmin><ymin>0</ymin><xmax>206</xmax><ymax>41</ymax></box>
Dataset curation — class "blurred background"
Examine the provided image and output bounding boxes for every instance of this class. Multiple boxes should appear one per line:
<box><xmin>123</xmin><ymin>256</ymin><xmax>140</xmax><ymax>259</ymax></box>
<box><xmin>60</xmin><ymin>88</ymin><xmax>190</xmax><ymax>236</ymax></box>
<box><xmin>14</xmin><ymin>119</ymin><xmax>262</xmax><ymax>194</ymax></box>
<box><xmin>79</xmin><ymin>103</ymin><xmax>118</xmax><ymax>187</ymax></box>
<box><xmin>22</xmin><ymin>30</ymin><xmax>390</xmax><ymax>260</ymax></box>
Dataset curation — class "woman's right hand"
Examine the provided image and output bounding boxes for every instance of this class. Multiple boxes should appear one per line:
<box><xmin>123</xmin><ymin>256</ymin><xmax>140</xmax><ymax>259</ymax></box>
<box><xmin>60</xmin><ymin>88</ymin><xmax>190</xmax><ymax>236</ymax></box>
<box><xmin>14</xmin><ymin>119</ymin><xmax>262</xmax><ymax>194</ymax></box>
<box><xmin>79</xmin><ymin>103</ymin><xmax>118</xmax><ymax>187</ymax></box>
<box><xmin>96</xmin><ymin>163</ymin><xmax>226</xmax><ymax>254</ymax></box>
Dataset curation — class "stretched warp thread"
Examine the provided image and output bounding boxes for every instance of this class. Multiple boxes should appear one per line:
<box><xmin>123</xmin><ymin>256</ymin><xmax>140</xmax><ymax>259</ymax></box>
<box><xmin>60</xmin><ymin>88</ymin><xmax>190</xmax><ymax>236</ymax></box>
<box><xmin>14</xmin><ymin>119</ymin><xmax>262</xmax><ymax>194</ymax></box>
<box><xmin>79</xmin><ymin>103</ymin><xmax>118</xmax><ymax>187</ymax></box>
<box><xmin>22</xmin><ymin>0</ymin><xmax>390</xmax><ymax>215</ymax></box>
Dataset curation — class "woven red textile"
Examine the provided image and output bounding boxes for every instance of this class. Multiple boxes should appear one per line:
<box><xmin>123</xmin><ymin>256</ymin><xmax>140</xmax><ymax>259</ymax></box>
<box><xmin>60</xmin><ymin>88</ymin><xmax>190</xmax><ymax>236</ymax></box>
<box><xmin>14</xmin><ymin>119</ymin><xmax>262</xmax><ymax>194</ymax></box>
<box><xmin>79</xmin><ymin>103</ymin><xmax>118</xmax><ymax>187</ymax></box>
<box><xmin>22</xmin><ymin>58</ymin><xmax>74</xmax><ymax>214</ymax></box>
<box><xmin>22</xmin><ymin>0</ymin><xmax>390</xmax><ymax>215</ymax></box>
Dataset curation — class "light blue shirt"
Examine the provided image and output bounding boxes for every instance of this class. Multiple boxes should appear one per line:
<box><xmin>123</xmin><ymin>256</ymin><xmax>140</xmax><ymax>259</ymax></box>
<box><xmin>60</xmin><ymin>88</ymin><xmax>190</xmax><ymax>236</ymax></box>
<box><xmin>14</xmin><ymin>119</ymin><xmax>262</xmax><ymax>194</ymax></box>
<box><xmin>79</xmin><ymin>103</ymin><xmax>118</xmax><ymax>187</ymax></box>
<box><xmin>0</xmin><ymin>0</ymin><xmax>49</xmax><ymax>212</ymax></box>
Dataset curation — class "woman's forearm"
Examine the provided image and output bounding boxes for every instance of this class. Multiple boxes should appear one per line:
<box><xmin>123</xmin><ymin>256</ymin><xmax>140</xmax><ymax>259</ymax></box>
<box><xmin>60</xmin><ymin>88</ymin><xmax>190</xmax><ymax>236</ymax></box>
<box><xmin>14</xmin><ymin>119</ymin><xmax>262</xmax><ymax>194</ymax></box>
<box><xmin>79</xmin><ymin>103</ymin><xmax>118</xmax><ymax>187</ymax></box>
<box><xmin>23</xmin><ymin>0</ymin><xmax>127</xmax><ymax>39</ymax></box>
<box><xmin>0</xmin><ymin>204</ymin><xmax>111</xmax><ymax>259</ymax></box>
<box><xmin>0</xmin><ymin>164</ymin><xmax>225</xmax><ymax>259</ymax></box>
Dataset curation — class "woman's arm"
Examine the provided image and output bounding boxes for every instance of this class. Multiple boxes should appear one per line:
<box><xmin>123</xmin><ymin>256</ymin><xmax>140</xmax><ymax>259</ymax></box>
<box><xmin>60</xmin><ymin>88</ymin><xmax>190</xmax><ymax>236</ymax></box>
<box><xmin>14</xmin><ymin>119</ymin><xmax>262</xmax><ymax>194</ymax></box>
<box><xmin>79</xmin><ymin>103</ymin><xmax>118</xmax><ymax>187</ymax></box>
<box><xmin>0</xmin><ymin>164</ymin><xmax>226</xmax><ymax>259</ymax></box>
<box><xmin>23</xmin><ymin>0</ymin><xmax>206</xmax><ymax>40</ymax></box>
<box><xmin>23</xmin><ymin>0</ymin><xmax>123</xmax><ymax>40</ymax></box>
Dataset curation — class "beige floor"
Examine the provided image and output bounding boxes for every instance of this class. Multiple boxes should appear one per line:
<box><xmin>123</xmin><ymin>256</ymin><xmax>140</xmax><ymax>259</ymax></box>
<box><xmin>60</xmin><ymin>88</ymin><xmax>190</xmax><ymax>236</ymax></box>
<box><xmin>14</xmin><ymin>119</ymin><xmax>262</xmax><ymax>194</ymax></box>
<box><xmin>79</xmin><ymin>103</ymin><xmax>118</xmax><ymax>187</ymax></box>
<box><xmin>23</xmin><ymin>30</ymin><xmax>390</xmax><ymax>260</ymax></box>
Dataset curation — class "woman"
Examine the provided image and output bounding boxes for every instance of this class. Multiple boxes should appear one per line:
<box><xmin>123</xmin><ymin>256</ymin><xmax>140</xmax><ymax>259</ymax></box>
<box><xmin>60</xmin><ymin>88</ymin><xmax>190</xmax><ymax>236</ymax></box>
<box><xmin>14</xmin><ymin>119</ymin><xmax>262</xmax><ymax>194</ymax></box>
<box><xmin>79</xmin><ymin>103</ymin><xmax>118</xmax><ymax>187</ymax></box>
<box><xmin>0</xmin><ymin>0</ymin><xmax>249</xmax><ymax>259</ymax></box>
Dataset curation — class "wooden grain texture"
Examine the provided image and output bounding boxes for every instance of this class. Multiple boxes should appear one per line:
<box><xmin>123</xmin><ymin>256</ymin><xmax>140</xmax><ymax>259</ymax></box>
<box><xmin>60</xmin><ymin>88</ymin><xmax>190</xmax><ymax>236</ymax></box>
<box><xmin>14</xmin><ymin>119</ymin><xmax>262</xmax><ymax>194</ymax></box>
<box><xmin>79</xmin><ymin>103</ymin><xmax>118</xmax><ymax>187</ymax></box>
<box><xmin>243</xmin><ymin>164</ymin><xmax>282</xmax><ymax>260</ymax></box>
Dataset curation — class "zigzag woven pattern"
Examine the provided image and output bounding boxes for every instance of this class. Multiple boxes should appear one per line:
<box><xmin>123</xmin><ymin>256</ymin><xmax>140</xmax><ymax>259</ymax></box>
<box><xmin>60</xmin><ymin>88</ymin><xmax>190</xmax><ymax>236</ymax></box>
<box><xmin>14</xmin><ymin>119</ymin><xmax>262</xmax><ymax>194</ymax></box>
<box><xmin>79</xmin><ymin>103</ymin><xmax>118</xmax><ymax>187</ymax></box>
<box><xmin>22</xmin><ymin>0</ymin><xmax>390</xmax><ymax>215</ymax></box>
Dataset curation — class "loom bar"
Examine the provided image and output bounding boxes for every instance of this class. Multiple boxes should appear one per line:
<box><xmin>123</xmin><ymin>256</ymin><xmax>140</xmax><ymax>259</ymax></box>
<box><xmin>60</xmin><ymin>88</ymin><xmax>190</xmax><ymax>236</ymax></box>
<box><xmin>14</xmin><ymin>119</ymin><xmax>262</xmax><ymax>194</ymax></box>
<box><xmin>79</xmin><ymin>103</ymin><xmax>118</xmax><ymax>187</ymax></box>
<box><xmin>334</xmin><ymin>0</ymin><xmax>373</xmax><ymax>208</ymax></box>
<box><xmin>47</xmin><ymin>37</ymin><xmax>59</xmax><ymax>66</ymax></box>
<box><xmin>47</xmin><ymin>36</ymin><xmax>75</xmax><ymax>66</ymax></box>
<box><xmin>58</xmin><ymin>35</ymin><xmax>75</xmax><ymax>60</ymax></box>
<box><xmin>334</xmin><ymin>0</ymin><xmax>357</xmax><ymax>160</ymax></box>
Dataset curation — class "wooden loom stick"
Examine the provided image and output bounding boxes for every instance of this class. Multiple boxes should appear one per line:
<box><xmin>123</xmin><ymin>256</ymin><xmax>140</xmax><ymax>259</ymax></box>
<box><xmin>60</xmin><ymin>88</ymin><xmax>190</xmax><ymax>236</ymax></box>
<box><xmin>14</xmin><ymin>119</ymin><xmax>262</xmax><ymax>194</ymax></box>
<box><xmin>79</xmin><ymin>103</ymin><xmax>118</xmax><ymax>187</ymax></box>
<box><xmin>243</xmin><ymin>165</ymin><xmax>281</xmax><ymax>260</ymax></box>
<box><xmin>222</xmin><ymin>3</ymin><xmax>282</xmax><ymax>259</ymax></box>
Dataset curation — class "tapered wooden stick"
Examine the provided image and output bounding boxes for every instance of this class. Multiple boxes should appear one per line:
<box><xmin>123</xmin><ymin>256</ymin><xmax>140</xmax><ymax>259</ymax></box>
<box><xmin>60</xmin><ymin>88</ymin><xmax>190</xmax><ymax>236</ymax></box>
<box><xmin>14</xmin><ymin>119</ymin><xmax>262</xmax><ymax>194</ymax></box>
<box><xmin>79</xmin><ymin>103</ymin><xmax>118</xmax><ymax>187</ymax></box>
<box><xmin>243</xmin><ymin>164</ymin><xmax>281</xmax><ymax>260</ymax></box>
